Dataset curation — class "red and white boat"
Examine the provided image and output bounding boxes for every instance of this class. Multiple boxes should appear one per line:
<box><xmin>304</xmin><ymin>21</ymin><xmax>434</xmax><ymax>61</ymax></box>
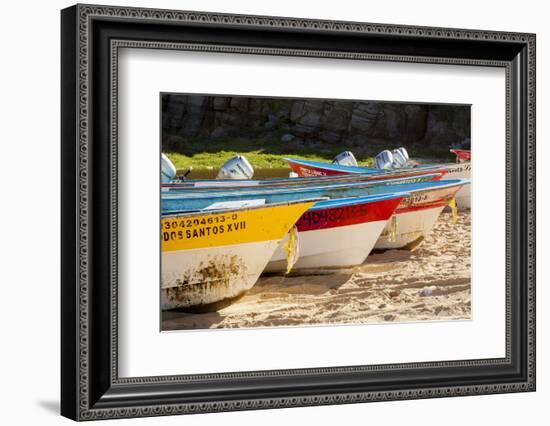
<box><xmin>285</xmin><ymin>156</ymin><xmax>471</xmax><ymax>209</ymax></box>
<box><xmin>265</xmin><ymin>193</ymin><xmax>404</xmax><ymax>272</ymax></box>
<box><xmin>375</xmin><ymin>180</ymin><xmax>464</xmax><ymax>249</ymax></box>
<box><xmin>450</xmin><ymin>148</ymin><xmax>471</xmax><ymax>162</ymax></box>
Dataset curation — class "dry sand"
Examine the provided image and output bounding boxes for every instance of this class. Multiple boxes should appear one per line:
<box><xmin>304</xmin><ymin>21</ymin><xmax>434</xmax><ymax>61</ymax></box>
<box><xmin>162</xmin><ymin>210</ymin><xmax>471</xmax><ymax>331</ymax></box>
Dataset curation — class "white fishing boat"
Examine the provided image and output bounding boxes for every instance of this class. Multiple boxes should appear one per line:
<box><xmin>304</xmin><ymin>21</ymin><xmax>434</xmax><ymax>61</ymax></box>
<box><xmin>265</xmin><ymin>193</ymin><xmax>405</xmax><ymax>272</ymax></box>
<box><xmin>375</xmin><ymin>180</ymin><xmax>464</xmax><ymax>249</ymax></box>
<box><xmin>161</xmin><ymin>199</ymin><xmax>318</xmax><ymax>312</ymax></box>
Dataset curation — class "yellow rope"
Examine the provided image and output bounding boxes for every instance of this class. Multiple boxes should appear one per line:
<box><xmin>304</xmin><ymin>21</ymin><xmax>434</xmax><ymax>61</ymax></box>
<box><xmin>448</xmin><ymin>198</ymin><xmax>458</xmax><ymax>224</ymax></box>
<box><xmin>283</xmin><ymin>226</ymin><xmax>299</xmax><ymax>274</ymax></box>
<box><xmin>389</xmin><ymin>215</ymin><xmax>397</xmax><ymax>242</ymax></box>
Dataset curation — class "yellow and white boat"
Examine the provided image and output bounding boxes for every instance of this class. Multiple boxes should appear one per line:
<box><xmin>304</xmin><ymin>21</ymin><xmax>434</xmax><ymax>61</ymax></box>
<box><xmin>161</xmin><ymin>199</ymin><xmax>318</xmax><ymax>312</ymax></box>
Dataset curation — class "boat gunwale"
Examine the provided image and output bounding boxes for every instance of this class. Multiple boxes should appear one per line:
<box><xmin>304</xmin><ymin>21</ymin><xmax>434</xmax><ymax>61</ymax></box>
<box><xmin>285</xmin><ymin>157</ymin><xmax>469</xmax><ymax>173</ymax></box>
<box><xmin>162</xmin><ymin>173</ymin><xmax>442</xmax><ymax>194</ymax></box>
<box><xmin>161</xmin><ymin>197</ymin><xmax>327</xmax><ymax>218</ymax></box>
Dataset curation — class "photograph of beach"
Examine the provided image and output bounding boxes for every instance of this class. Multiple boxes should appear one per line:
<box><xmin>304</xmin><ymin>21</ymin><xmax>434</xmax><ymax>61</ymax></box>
<box><xmin>159</xmin><ymin>94</ymin><xmax>472</xmax><ymax>331</ymax></box>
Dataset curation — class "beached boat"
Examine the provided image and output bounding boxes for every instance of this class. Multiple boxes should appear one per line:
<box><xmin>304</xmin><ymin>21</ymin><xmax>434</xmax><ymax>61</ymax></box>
<box><xmin>265</xmin><ymin>193</ymin><xmax>405</xmax><ymax>272</ymax></box>
<box><xmin>375</xmin><ymin>181</ymin><xmax>463</xmax><ymax>249</ymax></box>
<box><xmin>450</xmin><ymin>148</ymin><xmax>471</xmax><ymax>162</ymax></box>
<box><xmin>161</xmin><ymin>199</ymin><xmax>318</xmax><ymax>312</ymax></box>
<box><xmin>285</xmin><ymin>157</ymin><xmax>471</xmax><ymax>209</ymax></box>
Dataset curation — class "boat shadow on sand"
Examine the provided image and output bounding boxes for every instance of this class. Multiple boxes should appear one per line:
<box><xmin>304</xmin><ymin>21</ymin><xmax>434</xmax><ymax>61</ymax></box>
<box><xmin>253</xmin><ymin>269</ymin><xmax>353</xmax><ymax>296</ymax></box>
<box><xmin>161</xmin><ymin>270</ymin><xmax>354</xmax><ymax>330</ymax></box>
<box><xmin>160</xmin><ymin>250</ymin><xmax>415</xmax><ymax>331</ymax></box>
<box><xmin>162</xmin><ymin>250</ymin><xmax>411</xmax><ymax>331</ymax></box>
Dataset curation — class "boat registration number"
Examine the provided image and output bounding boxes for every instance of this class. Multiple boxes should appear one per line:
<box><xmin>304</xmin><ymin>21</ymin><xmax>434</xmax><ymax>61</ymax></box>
<box><xmin>162</xmin><ymin>213</ymin><xmax>247</xmax><ymax>243</ymax></box>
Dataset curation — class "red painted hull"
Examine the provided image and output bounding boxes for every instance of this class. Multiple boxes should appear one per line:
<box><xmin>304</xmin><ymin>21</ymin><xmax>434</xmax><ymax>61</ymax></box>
<box><xmin>287</xmin><ymin>161</ymin><xmax>349</xmax><ymax>177</ymax></box>
<box><xmin>450</xmin><ymin>149</ymin><xmax>471</xmax><ymax>161</ymax></box>
<box><xmin>296</xmin><ymin>197</ymin><xmax>402</xmax><ymax>232</ymax></box>
<box><xmin>287</xmin><ymin>160</ymin><xmax>447</xmax><ymax>181</ymax></box>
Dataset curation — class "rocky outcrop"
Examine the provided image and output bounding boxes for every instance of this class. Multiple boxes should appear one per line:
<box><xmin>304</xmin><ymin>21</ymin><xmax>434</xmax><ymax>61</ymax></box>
<box><xmin>162</xmin><ymin>94</ymin><xmax>470</xmax><ymax>150</ymax></box>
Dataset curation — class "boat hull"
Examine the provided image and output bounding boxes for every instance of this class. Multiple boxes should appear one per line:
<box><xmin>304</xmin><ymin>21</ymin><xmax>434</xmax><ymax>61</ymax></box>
<box><xmin>375</xmin><ymin>206</ymin><xmax>445</xmax><ymax>249</ymax></box>
<box><xmin>265</xmin><ymin>195</ymin><xmax>403</xmax><ymax>271</ymax></box>
<box><xmin>162</xmin><ymin>240</ymin><xmax>280</xmax><ymax>311</ymax></box>
<box><xmin>161</xmin><ymin>200</ymin><xmax>316</xmax><ymax>311</ymax></box>
<box><xmin>266</xmin><ymin>220</ymin><xmax>388</xmax><ymax>271</ymax></box>
<box><xmin>375</xmin><ymin>184</ymin><xmax>461</xmax><ymax>249</ymax></box>
<box><xmin>286</xmin><ymin>158</ymin><xmax>446</xmax><ymax>180</ymax></box>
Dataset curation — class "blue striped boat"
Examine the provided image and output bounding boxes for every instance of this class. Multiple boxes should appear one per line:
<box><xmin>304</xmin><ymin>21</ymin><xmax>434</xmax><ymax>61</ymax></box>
<box><xmin>285</xmin><ymin>157</ymin><xmax>471</xmax><ymax>209</ymax></box>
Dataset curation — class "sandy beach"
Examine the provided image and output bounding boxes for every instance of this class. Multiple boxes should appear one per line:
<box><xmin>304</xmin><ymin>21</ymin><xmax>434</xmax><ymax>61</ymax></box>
<box><xmin>162</xmin><ymin>210</ymin><xmax>471</xmax><ymax>331</ymax></box>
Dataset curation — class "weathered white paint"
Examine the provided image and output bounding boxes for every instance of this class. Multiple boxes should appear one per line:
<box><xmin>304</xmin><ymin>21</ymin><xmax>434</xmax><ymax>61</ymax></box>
<box><xmin>266</xmin><ymin>220</ymin><xmax>388</xmax><ymax>271</ymax></box>
<box><xmin>161</xmin><ymin>239</ymin><xmax>281</xmax><ymax>309</ymax></box>
<box><xmin>375</xmin><ymin>207</ymin><xmax>446</xmax><ymax>249</ymax></box>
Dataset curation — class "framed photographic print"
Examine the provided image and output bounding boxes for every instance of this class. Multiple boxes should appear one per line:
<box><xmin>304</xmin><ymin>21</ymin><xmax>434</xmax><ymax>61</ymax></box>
<box><xmin>61</xmin><ymin>4</ymin><xmax>536</xmax><ymax>421</ymax></box>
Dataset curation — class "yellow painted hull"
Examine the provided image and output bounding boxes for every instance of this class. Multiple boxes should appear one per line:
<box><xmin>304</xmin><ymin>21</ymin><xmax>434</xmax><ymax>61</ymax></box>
<box><xmin>161</xmin><ymin>200</ymin><xmax>317</xmax><ymax>311</ymax></box>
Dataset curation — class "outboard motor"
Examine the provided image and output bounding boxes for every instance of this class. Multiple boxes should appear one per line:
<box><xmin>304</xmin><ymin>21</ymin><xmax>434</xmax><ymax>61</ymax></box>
<box><xmin>374</xmin><ymin>150</ymin><xmax>394</xmax><ymax>169</ymax></box>
<box><xmin>161</xmin><ymin>153</ymin><xmax>177</xmax><ymax>183</ymax></box>
<box><xmin>216</xmin><ymin>155</ymin><xmax>254</xmax><ymax>180</ymax></box>
<box><xmin>392</xmin><ymin>147</ymin><xmax>409</xmax><ymax>168</ymax></box>
<box><xmin>332</xmin><ymin>151</ymin><xmax>358</xmax><ymax>167</ymax></box>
